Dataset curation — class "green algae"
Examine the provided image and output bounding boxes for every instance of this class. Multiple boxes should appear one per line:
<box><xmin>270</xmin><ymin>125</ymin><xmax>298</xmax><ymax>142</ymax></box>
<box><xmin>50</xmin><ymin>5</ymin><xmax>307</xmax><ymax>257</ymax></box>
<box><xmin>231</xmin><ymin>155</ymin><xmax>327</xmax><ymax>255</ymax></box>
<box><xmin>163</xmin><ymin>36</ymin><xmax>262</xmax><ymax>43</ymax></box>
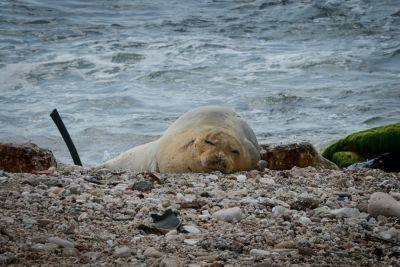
<box><xmin>331</xmin><ymin>151</ymin><xmax>363</xmax><ymax>168</ymax></box>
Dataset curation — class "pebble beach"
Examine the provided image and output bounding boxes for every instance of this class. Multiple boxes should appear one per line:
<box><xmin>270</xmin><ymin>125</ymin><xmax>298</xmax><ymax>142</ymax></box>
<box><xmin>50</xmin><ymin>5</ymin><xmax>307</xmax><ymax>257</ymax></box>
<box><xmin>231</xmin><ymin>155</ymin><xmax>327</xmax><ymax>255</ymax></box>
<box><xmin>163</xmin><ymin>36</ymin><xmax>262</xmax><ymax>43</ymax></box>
<box><xmin>1</xmin><ymin>165</ymin><xmax>400</xmax><ymax>266</ymax></box>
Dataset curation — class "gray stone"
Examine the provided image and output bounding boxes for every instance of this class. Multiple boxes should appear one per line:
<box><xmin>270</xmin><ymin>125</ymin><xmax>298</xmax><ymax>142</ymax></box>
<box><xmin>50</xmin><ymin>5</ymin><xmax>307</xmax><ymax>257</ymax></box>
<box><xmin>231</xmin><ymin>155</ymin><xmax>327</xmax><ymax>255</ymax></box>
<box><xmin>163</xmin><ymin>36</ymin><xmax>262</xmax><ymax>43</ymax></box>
<box><xmin>63</xmin><ymin>247</ymin><xmax>79</xmax><ymax>256</ymax></box>
<box><xmin>159</xmin><ymin>257</ymin><xmax>181</xmax><ymax>267</ymax></box>
<box><xmin>182</xmin><ymin>225</ymin><xmax>201</xmax><ymax>234</ymax></box>
<box><xmin>78</xmin><ymin>212</ymin><xmax>89</xmax><ymax>221</ymax></box>
<box><xmin>272</xmin><ymin>206</ymin><xmax>290</xmax><ymax>217</ymax></box>
<box><xmin>184</xmin><ymin>239</ymin><xmax>200</xmax><ymax>245</ymax></box>
<box><xmin>68</xmin><ymin>184</ymin><xmax>81</xmax><ymax>195</ymax></box>
<box><xmin>299</xmin><ymin>216</ymin><xmax>312</xmax><ymax>225</ymax></box>
<box><xmin>257</xmin><ymin>160</ymin><xmax>268</xmax><ymax>171</ymax></box>
<box><xmin>144</xmin><ymin>247</ymin><xmax>163</xmax><ymax>258</ymax></box>
<box><xmin>213</xmin><ymin>207</ymin><xmax>243</xmax><ymax>222</ymax></box>
<box><xmin>250</xmin><ymin>249</ymin><xmax>271</xmax><ymax>259</ymax></box>
<box><xmin>368</xmin><ymin>192</ymin><xmax>400</xmax><ymax>218</ymax></box>
<box><xmin>0</xmin><ymin>216</ymin><xmax>14</xmax><ymax>224</ymax></box>
<box><xmin>31</xmin><ymin>243</ymin><xmax>46</xmax><ymax>251</ymax></box>
<box><xmin>114</xmin><ymin>246</ymin><xmax>132</xmax><ymax>258</ymax></box>
<box><xmin>23</xmin><ymin>217</ymin><xmax>37</xmax><ymax>228</ymax></box>
<box><xmin>236</xmin><ymin>174</ymin><xmax>247</xmax><ymax>182</ymax></box>
<box><xmin>330</xmin><ymin>207</ymin><xmax>360</xmax><ymax>218</ymax></box>
<box><xmin>0</xmin><ymin>252</ymin><xmax>17</xmax><ymax>264</ymax></box>
<box><xmin>44</xmin><ymin>243</ymin><xmax>59</xmax><ymax>251</ymax></box>
<box><xmin>47</xmin><ymin>236</ymin><xmax>74</xmax><ymax>248</ymax></box>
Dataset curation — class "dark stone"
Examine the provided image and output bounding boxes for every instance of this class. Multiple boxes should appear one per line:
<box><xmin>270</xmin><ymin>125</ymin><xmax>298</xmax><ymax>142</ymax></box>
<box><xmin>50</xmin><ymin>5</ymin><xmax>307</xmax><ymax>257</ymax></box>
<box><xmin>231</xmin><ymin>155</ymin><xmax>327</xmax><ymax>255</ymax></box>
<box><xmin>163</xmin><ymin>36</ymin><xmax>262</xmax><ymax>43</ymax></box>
<box><xmin>373</xmin><ymin>247</ymin><xmax>384</xmax><ymax>259</ymax></box>
<box><xmin>132</xmin><ymin>180</ymin><xmax>154</xmax><ymax>192</ymax></box>
<box><xmin>142</xmin><ymin>172</ymin><xmax>163</xmax><ymax>184</ymax></box>
<box><xmin>137</xmin><ymin>224</ymin><xmax>164</xmax><ymax>235</ymax></box>
<box><xmin>0</xmin><ymin>252</ymin><xmax>17</xmax><ymax>264</ymax></box>
<box><xmin>260</xmin><ymin>142</ymin><xmax>337</xmax><ymax>171</ymax></box>
<box><xmin>84</xmin><ymin>175</ymin><xmax>105</xmax><ymax>185</ymax></box>
<box><xmin>200</xmin><ymin>192</ymin><xmax>211</xmax><ymax>198</ymax></box>
<box><xmin>391</xmin><ymin>10</ymin><xmax>400</xmax><ymax>17</ymax></box>
<box><xmin>298</xmin><ymin>246</ymin><xmax>315</xmax><ymax>256</ymax></box>
<box><xmin>290</xmin><ymin>197</ymin><xmax>320</xmax><ymax>211</ymax></box>
<box><xmin>213</xmin><ymin>237</ymin><xmax>244</xmax><ymax>253</ymax></box>
<box><xmin>0</xmin><ymin>143</ymin><xmax>56</xmax><ymax>173</ymax></box>
<box><xmin>22</xmin><ymin>177</ymin><xmax>63</xmax><ymax>187</ymax></box>
<box><xmin>204</xmin><ymin>263</ymin><xmax>224</xmax><ymax>267</ymax></box>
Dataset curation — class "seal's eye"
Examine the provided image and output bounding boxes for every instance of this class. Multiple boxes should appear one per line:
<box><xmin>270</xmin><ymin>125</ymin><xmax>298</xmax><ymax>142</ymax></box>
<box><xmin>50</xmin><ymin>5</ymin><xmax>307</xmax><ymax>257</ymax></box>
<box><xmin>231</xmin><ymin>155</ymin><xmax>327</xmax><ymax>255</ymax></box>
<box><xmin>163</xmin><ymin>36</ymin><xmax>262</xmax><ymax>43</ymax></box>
<box><xmin>231</xmin><ymin>149</ymin><xmax>240</xmax><ymax>155</ymax></box>
<box><xmin>204</xmin><ymin>140</ymin><xmax>215</xmax><ymax>146</ymax></box>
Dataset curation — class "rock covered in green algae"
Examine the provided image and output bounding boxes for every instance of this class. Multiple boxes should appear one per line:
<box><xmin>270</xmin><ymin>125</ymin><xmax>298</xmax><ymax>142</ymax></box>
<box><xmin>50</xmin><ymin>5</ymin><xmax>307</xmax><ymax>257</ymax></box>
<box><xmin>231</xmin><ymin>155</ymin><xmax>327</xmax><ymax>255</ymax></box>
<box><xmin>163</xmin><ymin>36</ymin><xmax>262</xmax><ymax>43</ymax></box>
<box><xmin>260</xmin><ymin>142</ymin><xmax>338</xmax><ymax>170</ymax></box>
<box><xmin>322</xmin><ymin>124</ymin><xmax>400</xmax><ymax>168</ymax></box>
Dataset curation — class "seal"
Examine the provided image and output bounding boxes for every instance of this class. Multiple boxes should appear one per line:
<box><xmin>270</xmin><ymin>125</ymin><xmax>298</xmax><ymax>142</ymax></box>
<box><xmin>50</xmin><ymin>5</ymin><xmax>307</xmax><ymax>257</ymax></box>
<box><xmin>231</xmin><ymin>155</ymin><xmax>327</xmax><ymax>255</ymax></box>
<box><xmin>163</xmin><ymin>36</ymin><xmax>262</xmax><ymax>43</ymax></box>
<box><xmin>101</xmin><ymin>106</ymin><xmax>260</xmax><ymax>173</ymax></box>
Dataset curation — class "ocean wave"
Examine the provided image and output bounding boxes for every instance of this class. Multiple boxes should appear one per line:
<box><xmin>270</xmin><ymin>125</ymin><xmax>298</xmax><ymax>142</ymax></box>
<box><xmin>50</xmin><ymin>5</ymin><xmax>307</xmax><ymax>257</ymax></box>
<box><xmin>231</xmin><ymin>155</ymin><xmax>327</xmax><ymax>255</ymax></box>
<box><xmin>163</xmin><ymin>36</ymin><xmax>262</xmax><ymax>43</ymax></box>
<box><xmin>1</xmin><ymin>0</ymin><xmax>399</xmax><ymax>164</ymax></box>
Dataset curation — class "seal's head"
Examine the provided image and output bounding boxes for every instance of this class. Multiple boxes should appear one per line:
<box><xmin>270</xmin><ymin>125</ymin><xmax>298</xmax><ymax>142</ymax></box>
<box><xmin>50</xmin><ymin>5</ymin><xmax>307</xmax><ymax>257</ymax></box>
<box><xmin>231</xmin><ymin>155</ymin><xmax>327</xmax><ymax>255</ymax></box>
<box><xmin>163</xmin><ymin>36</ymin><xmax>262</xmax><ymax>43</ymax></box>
<box><xmin>196</xmin><ymin>128</ymin><xmax>255</xmax><ymax>173</ymax></box>
<box><xmin>156</xmin><ymin>127</ymin><xmax>260</xmax><ymax>173</ymax></box>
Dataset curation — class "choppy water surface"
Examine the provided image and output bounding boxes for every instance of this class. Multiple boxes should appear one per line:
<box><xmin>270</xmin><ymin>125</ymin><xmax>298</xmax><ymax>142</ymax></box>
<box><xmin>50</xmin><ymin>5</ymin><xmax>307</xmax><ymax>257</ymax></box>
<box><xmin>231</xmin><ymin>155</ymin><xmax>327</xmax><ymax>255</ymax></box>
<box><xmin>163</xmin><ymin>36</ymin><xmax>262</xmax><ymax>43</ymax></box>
<box><xmin>1</xmin><ymin>0</ymin><xmax>399</xmax><ymax>165</ymax></box>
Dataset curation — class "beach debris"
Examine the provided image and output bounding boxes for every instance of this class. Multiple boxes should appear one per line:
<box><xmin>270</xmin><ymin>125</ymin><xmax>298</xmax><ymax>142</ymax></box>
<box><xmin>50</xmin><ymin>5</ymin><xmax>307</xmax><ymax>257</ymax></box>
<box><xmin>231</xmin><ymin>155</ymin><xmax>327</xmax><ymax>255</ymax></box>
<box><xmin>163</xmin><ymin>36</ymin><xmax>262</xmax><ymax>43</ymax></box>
<box><xmin>152</xmin><ymin>209</ymin><xmax>181</xmax><ymax>230</ymax></box>
<box><xmin>368</xmin><ymin>192</ymin><xmax>400</xmax><ymax>218</ymax></box>
<box><xmin>138</xmin><ymin>209</ymin><xmax>181</xmax><ymax>234</ymax></box>
<box><xmin>347</xmin><ymin>152</ymin><xmax>400</xmax><ymax>172</ymax></box>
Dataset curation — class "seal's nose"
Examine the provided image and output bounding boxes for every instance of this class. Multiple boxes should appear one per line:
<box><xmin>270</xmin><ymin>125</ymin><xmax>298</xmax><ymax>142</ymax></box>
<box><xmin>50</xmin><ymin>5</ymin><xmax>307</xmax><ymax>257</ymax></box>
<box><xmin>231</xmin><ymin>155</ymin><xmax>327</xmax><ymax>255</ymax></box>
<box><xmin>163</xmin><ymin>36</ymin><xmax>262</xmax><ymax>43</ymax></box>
<box><xmin>206</xmin><ymin>153</ymin><xmax>229</xmax><ymax>173</ymax></box>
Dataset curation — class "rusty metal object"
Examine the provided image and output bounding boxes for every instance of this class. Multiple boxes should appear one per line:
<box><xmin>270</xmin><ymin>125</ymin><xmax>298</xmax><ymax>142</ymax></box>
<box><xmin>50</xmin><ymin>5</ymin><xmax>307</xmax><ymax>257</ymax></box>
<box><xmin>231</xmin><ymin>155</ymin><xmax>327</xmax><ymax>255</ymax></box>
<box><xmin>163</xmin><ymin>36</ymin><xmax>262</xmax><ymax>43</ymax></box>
<box><xmin>0</xmin><ymin>143</ymin><xmax>56</xmax><ymax>173</ymax></box>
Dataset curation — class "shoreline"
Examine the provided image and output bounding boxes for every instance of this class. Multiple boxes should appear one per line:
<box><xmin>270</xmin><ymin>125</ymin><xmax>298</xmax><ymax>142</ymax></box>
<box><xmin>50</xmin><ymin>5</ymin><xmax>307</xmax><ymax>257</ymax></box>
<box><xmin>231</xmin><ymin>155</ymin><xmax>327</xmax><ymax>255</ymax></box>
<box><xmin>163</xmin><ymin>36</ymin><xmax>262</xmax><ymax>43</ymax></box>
<box><xmin>1</xmin><ymin>164</ymin><xmax>400</xmax><ymax>265</ymax></box>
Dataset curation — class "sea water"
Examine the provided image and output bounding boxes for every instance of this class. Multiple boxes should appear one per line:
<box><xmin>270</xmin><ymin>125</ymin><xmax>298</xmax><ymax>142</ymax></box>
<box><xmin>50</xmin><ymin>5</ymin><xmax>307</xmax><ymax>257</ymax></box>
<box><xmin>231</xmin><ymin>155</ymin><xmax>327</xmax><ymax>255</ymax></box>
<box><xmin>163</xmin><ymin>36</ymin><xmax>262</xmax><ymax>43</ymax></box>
<box><xmin>0</xmin><ymin>0</ymin><xmax>399</xmax><ymax>165</ymax></box>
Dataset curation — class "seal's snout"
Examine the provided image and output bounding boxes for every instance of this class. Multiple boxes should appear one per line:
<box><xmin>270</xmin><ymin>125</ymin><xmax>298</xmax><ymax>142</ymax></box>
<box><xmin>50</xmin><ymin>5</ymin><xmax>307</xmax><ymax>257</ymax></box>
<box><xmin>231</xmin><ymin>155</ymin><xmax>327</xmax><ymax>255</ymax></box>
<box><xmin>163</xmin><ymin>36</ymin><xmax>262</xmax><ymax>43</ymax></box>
<box><xmin>202</xmin><ymin>152</ymin><xmax>232</xmax><ymax>173</ymax></box>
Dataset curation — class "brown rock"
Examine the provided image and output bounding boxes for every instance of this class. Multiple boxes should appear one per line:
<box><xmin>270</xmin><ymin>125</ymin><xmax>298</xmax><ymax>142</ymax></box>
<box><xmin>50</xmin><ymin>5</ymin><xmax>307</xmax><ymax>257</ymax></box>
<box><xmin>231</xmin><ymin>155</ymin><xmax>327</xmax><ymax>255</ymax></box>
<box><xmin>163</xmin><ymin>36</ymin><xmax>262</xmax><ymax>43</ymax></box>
<box><xmin>0</xmin><ymin>143</ymin><xmax>56</xmax><ymax>173</ymax></box>
<box><xmin>179</xmin><ymin>200</ymin><xmax>205</xmax><ymax>210</ymax></box>
<box><xmin>260</xmin><ymin>142</ymin><xmax>338</xmax><ymax>170</ymax></box>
